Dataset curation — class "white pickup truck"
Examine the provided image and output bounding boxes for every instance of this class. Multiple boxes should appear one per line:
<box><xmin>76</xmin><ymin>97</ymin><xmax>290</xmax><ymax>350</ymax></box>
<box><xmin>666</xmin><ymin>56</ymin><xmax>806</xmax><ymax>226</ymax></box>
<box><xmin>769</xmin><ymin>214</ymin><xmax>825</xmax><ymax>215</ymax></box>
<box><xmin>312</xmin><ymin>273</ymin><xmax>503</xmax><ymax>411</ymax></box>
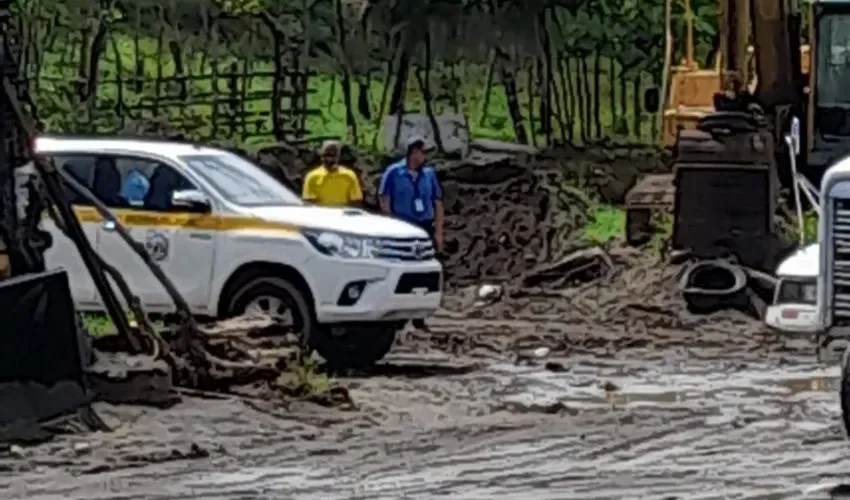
<box><xmin>35</xmin><ymin>136</ymin><xmax>443</xmax><ymax>368</ymax></box>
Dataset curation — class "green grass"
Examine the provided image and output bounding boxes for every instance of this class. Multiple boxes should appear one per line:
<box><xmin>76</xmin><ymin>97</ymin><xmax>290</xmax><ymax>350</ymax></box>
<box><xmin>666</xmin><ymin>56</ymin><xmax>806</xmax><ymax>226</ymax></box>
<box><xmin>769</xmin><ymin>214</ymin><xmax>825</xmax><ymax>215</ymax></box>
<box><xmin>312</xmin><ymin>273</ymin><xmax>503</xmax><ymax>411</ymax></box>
<box><xmin>581</xmin><ymin>205</ymin><xmax>673</xmax><ymax>253</ymax></box>
<box><xmin>582</xmin><ymin>204</ymin><xmax>626</xmax><ymax>245</ymax></box>
<box><xmin>32</xmin><ymin>32</ymin><xmax>656</xmax><ymax>147</ymax></box>
<box><xmin>82</xmin><ymin>313</ymin><xmax>116</xmax><ymax>337</ymax></box>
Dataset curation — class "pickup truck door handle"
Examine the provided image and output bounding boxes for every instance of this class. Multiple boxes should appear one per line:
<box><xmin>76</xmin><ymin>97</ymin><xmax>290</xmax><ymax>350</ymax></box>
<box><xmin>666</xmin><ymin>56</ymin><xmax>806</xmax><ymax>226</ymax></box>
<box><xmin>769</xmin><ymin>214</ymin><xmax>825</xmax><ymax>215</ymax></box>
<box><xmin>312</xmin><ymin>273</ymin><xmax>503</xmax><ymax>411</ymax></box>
<box><xmin>189</xmin><ymin>232</ymin><xmax>212</xmax><ymax>240</ymax></box>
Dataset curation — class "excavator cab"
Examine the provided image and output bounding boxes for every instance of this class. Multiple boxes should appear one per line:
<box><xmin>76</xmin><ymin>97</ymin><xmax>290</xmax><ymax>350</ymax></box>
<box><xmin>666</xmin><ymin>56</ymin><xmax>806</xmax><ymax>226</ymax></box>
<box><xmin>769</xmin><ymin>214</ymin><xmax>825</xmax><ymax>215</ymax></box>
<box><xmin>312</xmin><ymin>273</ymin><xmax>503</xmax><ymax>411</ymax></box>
<box><xmin>660</xmin><ymin>0</ymin><xmax>811</xmax><ymax>149</ymax></box>
<box><xmin>809</xmin><ymin>0</ymin><xmax>850</xmax><ymax>181</ymax></box>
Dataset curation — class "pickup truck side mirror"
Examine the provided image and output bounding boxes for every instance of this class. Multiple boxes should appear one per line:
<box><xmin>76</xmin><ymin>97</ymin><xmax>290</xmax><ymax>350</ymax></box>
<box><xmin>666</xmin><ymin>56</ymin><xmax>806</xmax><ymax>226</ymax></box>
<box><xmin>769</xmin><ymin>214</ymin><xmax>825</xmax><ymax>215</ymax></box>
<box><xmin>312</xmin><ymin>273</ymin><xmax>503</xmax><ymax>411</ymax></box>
<box><xmin>643</xmin><ymin>87</ymin><xmax>660</xmax><ymax>113</ymax></box>
<box><xmin>172</xmin><ymin>189</ymin><xmax>211</xmax><ymax>213</ymax></box>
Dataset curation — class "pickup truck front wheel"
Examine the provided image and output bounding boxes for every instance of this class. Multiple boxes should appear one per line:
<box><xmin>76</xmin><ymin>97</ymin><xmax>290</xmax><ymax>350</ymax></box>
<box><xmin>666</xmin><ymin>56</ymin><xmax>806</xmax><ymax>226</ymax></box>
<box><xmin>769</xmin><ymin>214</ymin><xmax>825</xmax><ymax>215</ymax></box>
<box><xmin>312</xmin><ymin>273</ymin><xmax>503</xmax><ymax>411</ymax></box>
<box><xmin>224</xmin><ymin>276</ymin><xmax>313</xmax><ymax>339</ymax></box>
<box><xmin>308</xmin><ymin>323</ymin><xmax>400</xmax><ymax>371</ymax></box>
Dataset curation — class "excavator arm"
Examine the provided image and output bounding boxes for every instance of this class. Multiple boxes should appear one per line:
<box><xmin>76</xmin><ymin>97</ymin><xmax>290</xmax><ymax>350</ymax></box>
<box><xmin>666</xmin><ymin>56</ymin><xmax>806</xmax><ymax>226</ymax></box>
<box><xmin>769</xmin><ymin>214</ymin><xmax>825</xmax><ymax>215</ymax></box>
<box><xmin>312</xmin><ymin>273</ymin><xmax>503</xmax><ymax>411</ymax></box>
<box><xmin>748</xmin><ymin>0</ymin><xmax>803</xmax><ymax>113</ymax></box>
<box><xmin>627</xmin><ymin>0</ymin><xmax>807</xmax><ymax>282</ymax></box>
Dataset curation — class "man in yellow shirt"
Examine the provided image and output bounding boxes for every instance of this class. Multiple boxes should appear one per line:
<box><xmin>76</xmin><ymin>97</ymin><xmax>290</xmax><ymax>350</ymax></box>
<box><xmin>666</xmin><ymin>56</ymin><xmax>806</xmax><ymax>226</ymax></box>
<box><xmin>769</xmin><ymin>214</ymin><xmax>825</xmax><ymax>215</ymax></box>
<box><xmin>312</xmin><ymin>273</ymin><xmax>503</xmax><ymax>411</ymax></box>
<box><xmin>302</xmin><ymin>141</ymin><xmax>363</xmax><ymax>207</ymax></box>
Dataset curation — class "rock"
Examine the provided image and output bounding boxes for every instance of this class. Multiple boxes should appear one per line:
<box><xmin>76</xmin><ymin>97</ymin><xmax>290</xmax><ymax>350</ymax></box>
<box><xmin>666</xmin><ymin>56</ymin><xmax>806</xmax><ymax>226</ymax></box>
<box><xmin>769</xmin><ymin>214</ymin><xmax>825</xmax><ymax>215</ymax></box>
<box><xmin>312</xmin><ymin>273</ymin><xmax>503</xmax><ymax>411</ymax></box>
<box><xmin>85</xmin><ymin>352</ymin><xmax>178</xmax><ymax>409</ymax></box>
<box><xmin>476</xmin><ymin>284</ymin><xmax>502</xmax><ymax>302</ymax></box>
<box><xmin>382</xmin><ymin>113</ymin><xmax>469</xmax><ymax>156</ymax></box>
<box><xmin>520</xmin><ymin>247</ymin><xmax>614</xmax><ymax>289</ymax></box>
<box><xmin>513</xmin><ymin>346</ymin><xmax>551</xmax><ymax>365</ymax></box>
<box><xmin>9</xmin><ymin>445</ymin><xmax>24</xmax><ymax>458</ymax></box>
<box><xmin>544</xmin><ymin>361</ymin><xmax>568</xmax><ymax>372</ymax></box>
<box><xmin>602</xmin><ymin>381</ymin><xmax>620</xmax><ymax>392</ymax></box>
<box><xmin>73</xmin><ymin>442</ymin><xmax>91</xmax><ymax>455</ymax></box>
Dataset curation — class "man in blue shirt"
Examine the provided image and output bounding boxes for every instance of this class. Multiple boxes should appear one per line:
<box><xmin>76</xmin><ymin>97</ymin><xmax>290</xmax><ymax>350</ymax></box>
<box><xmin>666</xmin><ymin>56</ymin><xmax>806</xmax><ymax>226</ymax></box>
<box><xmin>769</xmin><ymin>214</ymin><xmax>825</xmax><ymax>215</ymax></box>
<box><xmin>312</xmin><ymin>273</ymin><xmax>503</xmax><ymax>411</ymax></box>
<box><xmin>379</xmin><ymin>137</ymin><xmax>444</xmax><ymax>330</ymax></box>
<box><xmin>379</xmin><ymin>137</ymin><xmax>444</xmax><ymax>250</ymax></box>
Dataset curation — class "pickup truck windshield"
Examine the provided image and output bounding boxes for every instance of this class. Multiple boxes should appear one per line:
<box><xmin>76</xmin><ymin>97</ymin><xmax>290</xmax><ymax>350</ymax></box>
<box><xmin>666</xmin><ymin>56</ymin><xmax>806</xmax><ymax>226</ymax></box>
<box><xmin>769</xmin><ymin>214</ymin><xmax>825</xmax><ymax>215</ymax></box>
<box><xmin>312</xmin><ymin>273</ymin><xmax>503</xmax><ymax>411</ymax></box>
<box><xmin>776</xmin><ymin>278</ymin><xmax>817</xmax><ymax>305</ymax></box>
<box><xmin>180</xmin><ymin>153</ymin><xmax>303</xmax><ymax>207</ymax></box>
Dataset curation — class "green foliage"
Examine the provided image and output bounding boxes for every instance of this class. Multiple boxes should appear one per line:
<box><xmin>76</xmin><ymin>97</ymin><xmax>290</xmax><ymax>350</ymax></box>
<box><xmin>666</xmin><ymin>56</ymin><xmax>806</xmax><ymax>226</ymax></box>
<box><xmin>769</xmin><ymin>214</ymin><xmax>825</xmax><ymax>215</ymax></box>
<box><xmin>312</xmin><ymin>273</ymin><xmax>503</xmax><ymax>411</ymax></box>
<box><xmin>787</xmin><ymin>211</ymin><xmax>819</xmax><ymax>245</ymax></box>
<box><xmin>83</xmin><ymin>313</ymin><xmax>115</xmax><ymax>337</ymax></box>
<box><xmin>649</xmin><ymin>211</ymin><xmax>673</xmax><ymax>255</ymax></box>
<box><xmin>14</xmin><ymin>0</ymin><xmax>721</xmax><ymax>147</ymax></box>
<box><xmin>582</xmin><ymin>204</ymin><xmax>625</xmax><ymax>246</ymax></box>
<box><xmin>279</xmin><ymin>356</ymin><xmax>333</xmax><ymax>396</ymax></box>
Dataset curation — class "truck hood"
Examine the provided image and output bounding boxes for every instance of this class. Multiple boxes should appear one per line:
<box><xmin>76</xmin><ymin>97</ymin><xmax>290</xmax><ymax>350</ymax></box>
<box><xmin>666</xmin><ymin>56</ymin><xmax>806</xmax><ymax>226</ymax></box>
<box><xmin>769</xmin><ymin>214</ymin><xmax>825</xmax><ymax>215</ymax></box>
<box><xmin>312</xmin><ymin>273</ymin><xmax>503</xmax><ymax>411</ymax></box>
<box><xmin>245</xmin><ymin>205</ymin><xmax>428</xmax><ymax>239</ymax></box>
<box><xmin>775</xmin><ymin>243</ymin><xmax>819</xmax><ymax>277</ymax></box>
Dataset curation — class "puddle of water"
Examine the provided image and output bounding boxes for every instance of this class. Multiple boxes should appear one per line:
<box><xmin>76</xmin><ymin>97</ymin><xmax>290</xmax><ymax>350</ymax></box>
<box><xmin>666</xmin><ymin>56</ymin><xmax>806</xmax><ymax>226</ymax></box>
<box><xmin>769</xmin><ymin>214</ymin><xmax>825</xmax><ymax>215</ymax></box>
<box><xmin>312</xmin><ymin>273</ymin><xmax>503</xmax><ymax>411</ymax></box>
<box><xmin>492</xmin><ymin>359</ymin><xmax>841</xmax><ymax>409</ymax></box>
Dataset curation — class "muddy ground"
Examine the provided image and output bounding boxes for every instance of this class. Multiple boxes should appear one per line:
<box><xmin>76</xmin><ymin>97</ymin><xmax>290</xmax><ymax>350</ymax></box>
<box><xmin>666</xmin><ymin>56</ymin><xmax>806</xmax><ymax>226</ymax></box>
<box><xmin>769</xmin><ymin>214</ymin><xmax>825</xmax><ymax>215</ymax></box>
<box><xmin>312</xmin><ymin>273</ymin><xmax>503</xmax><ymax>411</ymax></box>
<box><xmin>2</xmin><ymin>134</ymin><xmax>845</xmax><ymax>497</ymax></box>
<box><xmin>3</xmin><ymin>249</ymin><xmax>850</xmax><ymax>499</ymax></box>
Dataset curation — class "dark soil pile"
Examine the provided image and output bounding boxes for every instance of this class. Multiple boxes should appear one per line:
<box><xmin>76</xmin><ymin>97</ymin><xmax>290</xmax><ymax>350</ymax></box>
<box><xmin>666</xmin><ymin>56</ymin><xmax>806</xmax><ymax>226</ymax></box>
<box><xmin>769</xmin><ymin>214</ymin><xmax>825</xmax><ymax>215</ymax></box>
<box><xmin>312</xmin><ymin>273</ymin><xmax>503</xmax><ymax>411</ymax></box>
<box><xmin>250</xmin><ymin>142</ymin><xmax>666</xmax><ymax>287</ymax></box>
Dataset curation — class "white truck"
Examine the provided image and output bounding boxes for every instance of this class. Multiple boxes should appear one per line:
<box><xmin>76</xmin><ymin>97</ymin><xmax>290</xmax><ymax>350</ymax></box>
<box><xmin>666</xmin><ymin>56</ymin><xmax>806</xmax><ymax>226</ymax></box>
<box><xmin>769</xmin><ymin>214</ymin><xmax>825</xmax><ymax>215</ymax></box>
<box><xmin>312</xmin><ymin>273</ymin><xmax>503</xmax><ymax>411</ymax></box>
<box><xmin>35</xmin><ymin>136</ymin><xmax>443</xmax><ymax>369</ymax></box>
<box><xmin>765</xmin><ymin>243</ymin><xmax>819</xmax><ymax>334</ymax></box>
<box><xmin>817</xmin><ymin>158</ymin><xmax>850</xmax><ymax>343</ymax></box>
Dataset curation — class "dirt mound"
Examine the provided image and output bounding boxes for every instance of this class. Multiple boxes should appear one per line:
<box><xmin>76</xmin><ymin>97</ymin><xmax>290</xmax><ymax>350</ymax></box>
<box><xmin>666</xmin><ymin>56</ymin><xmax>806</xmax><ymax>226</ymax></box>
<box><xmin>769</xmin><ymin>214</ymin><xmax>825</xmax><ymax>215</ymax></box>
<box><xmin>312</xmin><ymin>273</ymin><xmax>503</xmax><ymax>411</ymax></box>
<box><xmin>435</xmin><ymin>243</ymin><xmax>768</xmax><ymax>357</ymax></box>
<box><xmin>249</xmin><ymin>142</ymin><xmax>664</xmax><ymax>287</ymax></box>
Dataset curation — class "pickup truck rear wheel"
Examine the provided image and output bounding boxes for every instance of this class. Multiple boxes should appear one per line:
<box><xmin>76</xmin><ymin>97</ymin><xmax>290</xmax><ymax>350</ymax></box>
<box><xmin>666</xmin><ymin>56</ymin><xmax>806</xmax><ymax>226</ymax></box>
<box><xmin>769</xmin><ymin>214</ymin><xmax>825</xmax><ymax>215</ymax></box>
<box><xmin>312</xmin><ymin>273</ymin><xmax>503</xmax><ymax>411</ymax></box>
<box><xmin>309</xmin><ymin>323</ymin><xmax>399</xmax><ymax>370</ymax></box>
<box><xmin>224</xmin><ymin>276</ymin><xmax>313</xmax><ymax>340</ymax></box>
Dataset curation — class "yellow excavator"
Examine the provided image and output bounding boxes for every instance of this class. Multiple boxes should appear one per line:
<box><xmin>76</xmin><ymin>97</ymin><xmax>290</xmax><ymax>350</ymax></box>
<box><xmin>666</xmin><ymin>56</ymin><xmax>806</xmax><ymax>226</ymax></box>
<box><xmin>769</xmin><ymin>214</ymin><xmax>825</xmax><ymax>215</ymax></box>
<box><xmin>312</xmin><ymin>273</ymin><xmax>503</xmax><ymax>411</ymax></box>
<box><xmin>626</xmin><ymin>0</ymin><xmax>845</xmax><ymax>278</ymax></box>
<box><xmin>659</xmin><ymin>2</ymin><xmax>810</xmax><ymax>149</ymax></box>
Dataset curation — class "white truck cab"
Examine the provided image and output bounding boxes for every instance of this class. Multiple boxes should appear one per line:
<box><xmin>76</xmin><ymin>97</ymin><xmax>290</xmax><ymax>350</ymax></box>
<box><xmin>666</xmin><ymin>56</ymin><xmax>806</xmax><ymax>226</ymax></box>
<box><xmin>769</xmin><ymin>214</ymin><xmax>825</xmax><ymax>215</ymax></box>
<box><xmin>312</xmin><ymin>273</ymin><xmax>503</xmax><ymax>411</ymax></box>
<box><xmin>765</xmin><ymin>243</ymin><xmax>819</xmax><ymax>333</ymax></box>
<box><xmin>819</xmin><ymin>156</ymin><xmax>850</xmax><ymax>341</ymax></box>
<box><xmin>35</xmin><ymin>136</ymin><xmax>443</xmax><ymax>368</ymax></box>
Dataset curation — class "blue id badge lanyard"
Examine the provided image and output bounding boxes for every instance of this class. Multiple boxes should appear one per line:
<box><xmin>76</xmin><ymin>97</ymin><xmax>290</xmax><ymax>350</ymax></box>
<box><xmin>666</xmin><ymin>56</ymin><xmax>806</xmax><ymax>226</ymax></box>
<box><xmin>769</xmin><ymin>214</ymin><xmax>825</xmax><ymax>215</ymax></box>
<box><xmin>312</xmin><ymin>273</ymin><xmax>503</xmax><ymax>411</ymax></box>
<box><xmin>409</xmin><ymin>170</ymin><xmax>425</xmax><ymax>214</ymax></box>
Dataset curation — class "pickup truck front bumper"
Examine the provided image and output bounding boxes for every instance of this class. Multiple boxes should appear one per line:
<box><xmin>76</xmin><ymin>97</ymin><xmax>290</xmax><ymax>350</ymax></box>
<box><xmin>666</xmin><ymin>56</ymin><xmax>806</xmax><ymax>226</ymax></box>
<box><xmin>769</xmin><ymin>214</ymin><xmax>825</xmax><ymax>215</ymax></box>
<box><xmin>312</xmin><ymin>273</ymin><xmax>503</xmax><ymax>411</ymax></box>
<box><xmin>307</xmin><ymin>257</ymin><xmax>443</xmax><ymax>323</ymax></box>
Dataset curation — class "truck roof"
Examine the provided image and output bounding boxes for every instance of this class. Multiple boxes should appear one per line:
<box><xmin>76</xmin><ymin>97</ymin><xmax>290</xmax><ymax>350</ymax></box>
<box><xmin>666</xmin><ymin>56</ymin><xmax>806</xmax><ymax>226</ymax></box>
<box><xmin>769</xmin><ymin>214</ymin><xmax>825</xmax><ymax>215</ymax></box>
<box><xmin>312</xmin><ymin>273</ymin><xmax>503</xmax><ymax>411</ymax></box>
<box><xmin>821</xmin><ymin>154</ymin><xmax>850</xmax><ymax>196</ymax></box>
<box><xmin>34</xmin><ymin>136</ymin><xmax>227</xmax><ymax>158</ymax></box>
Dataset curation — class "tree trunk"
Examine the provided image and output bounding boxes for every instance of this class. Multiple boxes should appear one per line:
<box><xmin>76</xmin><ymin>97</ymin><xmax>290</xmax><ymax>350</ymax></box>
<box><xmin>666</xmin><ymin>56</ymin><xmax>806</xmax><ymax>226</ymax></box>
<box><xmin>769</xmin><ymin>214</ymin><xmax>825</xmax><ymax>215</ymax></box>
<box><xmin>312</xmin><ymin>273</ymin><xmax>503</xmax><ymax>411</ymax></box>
<box><xmin>496</xmin><ymin>48</ymin><xmax>528</xmax><ymax>144</ymax></box>
<box><xmin>658</xmin><ymin>0</ymin><xmax>673</xmax><ymax>144</ymax></box>
<box><xmin>537</xmin><ymin>12</ymin><xmax>553</xmax><ymax>144</ymax></box>
<box><xmin>415</xmin><ymin>30</ymin><xmax>445</xmax><ymax>154</ymax></box>
<box><xmin>327</xmin><ymin>76</ymin><xmax>337</xmax><ymax>108</ymax></box>
<box><xmin>608</xmin><ymin>57</ymin><xmax>616</xmax><ymax>129</ymax></box>
<box><xmin>334</xmin><ymin>0</ymin><xmax>357</xmax><ymax>142</ymax></box>
<box><xmin>388</xmin><ymin>45</ymin><xmax>410</xmax><ymax>115</ymax></box>
<box><xmin>357</xmin><ymin>79</ymin><xmax>372</xmax><ymax>120</ymax></box>
<box><xmin>84</xmin><ymin>12</ymin><xmax>109</xmax><ymax>104</ymax></box>
<box><xmin>561</xmin><ymin>56</ymin><xmax>575</xmax><ymax>143</ymax></box>
<box><xmin>76</xmin><ymin>27</ymin><xmax>91</xmax><ymax>100</ymax></box>
<box><xmin>371</xmin><ymin>53</ymin><xmax>395</xmax><ymax>150</ymax></box>
<box><xmin>0</xmin><ymin>0</ymin><xmax>48</xmax><ymax>275</ymax></box>
<box><xmin>478</xmin><ymin>49</ymin><xmax>497</xmax><ymax>127</ymax></box>
<box><xmin>632</xmin><ymin>76</ymin><xmax>641</xmax><ymax>140</ymax></box>
<box><xmin>593</xmin><ymin>50</ymin><xmax>601</xmax><ymax>138</ymax></box>
<box><xmin>527</xmin><ymin>64</ymin><xmax>537</xmax><ymax>147</ymax></box>
<box><xmin>619</xmin><ymin>69</ymin><xmax>629</xmax><ymax>135</ymax></box>
<box><xmin>573</xmin><ymin>58</ymin><xmax>586</xmax><ymax>143</ymax></box>
<box><xmin>580</xmin><ymin>57</ymin><xmax>591</xmax><ymax>141</ymax></box>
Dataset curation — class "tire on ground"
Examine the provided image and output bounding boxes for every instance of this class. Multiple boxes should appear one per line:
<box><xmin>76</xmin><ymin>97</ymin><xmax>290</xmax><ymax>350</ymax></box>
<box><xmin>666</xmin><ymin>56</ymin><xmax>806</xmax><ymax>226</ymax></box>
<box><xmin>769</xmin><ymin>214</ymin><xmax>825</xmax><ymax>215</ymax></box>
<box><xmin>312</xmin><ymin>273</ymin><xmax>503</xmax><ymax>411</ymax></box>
<box><xmin>307</xmin><ymin>324</ymin><xmax>398</xmax><ymax>371</ymax></box>
<box><xmin>841</xmin><ymin>346</ymin><xmax>850</xmax><ymax>438</ymax></box>
<box><xmin>224</xmin><ymin>275</ymin><xmax>314</xmax><ymax>348</ymax></box>
<box><xmin>223</xmin><ymin>274</ymin><xmax>397</xmax><ymax>369</ymax></box>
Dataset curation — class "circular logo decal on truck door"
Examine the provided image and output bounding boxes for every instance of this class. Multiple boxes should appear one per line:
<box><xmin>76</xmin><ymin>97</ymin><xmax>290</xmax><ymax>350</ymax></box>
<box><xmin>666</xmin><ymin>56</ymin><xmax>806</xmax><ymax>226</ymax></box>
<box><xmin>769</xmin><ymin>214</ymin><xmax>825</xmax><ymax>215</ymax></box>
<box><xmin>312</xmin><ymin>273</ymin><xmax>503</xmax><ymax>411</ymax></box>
<box><xmin>144</xmin><ymin>230</ymin><xmax>170</xmax><ymax>262</ymax></box>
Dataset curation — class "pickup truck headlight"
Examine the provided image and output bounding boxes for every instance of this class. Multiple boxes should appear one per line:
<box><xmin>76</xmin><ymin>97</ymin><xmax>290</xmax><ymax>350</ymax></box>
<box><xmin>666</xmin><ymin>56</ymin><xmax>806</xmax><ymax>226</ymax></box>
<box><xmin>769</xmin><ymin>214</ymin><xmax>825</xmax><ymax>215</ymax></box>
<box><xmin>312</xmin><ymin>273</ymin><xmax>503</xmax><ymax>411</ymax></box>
<box><xmin>303</xmin><ymin>230</ymin><xmax>379</xmax><ymax>259</ymax></box>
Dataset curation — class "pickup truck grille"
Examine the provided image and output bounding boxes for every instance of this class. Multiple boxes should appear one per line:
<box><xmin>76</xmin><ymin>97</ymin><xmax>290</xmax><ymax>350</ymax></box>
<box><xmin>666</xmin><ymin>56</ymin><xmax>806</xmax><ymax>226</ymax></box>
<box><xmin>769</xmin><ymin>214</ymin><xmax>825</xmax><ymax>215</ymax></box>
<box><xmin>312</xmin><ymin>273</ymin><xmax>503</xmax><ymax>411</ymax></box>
<box><xmin>832</xmin><ymin>199</ymin><xmax>850</xmax><ymax>322</ymax></box>
<box><xmin>375</xmin><ymin>237</ymin><xmax>434</xmax><ymax>261</ymax></box>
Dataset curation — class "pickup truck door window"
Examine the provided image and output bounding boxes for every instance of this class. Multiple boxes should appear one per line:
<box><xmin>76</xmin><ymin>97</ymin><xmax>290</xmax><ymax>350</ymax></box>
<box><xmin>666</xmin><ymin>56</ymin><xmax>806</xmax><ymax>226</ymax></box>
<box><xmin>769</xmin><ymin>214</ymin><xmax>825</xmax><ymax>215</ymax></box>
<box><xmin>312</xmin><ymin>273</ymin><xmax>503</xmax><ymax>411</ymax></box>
<box><xmin>91</xmin><ymin>155</ymin><xmax>217</xmax><ymax>313</ymax></box>
<box><xmin>41</xmin><ymin>155</ymin><xmax>100</xmax><ymax>306</ymax></box>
